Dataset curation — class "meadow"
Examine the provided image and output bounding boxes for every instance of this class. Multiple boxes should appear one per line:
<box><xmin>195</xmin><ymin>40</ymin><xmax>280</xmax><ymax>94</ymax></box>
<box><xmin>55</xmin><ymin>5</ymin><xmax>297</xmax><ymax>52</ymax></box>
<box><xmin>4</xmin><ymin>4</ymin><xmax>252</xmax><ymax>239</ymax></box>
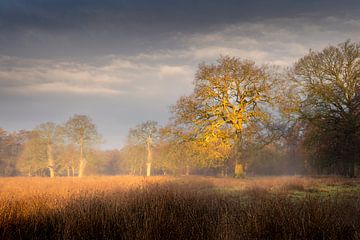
<box><xmin>0</xmin><ymin>176</ymin><xmax>360</xmax><ymax>240</ymax></box>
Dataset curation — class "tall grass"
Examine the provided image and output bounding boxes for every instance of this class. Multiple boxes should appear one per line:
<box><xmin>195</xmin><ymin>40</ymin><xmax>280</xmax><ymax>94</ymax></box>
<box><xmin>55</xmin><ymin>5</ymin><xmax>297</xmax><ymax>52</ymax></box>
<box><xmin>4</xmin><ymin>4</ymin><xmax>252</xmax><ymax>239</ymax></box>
<box><xmin>0</xmin><ymin>176</ymin><xmax>359</xmax><ymax>239</ymax></box>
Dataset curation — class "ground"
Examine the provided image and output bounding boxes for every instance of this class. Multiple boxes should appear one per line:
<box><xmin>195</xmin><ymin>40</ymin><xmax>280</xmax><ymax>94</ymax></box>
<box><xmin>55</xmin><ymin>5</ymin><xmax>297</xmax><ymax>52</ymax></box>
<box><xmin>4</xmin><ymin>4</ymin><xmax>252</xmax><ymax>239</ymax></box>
<box><xmin>0</xmin><ymin>176</ymin><xmax>360</xmax><ymax>239</ymax></box>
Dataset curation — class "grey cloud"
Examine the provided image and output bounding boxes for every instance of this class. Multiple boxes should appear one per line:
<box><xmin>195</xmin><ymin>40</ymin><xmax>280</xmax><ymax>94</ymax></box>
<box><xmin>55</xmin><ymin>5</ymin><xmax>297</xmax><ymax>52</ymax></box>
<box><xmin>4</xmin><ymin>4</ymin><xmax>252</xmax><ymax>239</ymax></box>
<box><xmin>2</xmin><ymin>0</ymin><xmax>359</xmax><ymax>32</ymax></box>
<box><xmin>0</xmin><ymin>55</ymin><xmax>193</xmax><ymax>98</ymax></box>
<box><xmin>180</xmin><ymin>17</ymin><xmax>360</xmax><ymax>65</ymax></box>
<box><xmin>1</xmin><ymin>0</ymin><xmax>360</xmax><ymax>59</ymax></box>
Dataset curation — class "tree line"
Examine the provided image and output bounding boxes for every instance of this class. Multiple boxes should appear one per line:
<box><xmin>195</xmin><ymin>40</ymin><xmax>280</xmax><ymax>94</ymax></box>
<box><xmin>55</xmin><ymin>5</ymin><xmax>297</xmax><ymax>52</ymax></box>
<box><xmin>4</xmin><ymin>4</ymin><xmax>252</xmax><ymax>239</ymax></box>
<box><xmin>1</xmin><ymin>41</ymin><xmax>359</xmax><ymax>177</ymax></box>
<box><xmin>0</xmin><ymin>115</ymin><xmax>102</xmax><ymax>177</ymax></box>
<box><xmin>121</xmin><ymin>40</ymin><xmax>360</xmax><ymax>177</ymax></box>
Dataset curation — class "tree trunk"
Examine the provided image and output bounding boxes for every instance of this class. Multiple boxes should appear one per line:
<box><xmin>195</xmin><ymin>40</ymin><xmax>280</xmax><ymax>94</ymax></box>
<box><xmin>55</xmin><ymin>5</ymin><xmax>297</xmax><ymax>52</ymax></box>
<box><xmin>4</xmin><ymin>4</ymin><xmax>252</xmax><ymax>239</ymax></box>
<box><xmin>146</xmin><ymin>136</ymin><xmax>152</xmax><ymax>177</ymax></box>
<box><xmin>355</xmin><ymin>163</ymin><xmax>360</xmax><ymax>177</ymax></box>
<box><xmin>146</xmin><ymin>162</ymin><xmax>151</xmax><ymax>177</ymax></box>
<box><xmin>349</xmin><ymin>162</ymin><xmax>355</xmax><ymax>178</ymax></box>
<box><xmin>234</xmin><ymin>131</ymin><xmax>244</xmax><ymax>177</ymax></box>
<box><xmin>78</xmin><ymin>138</ymin><xmax>86</xmax><ymax>177</ymax></box>
<box><xmin>185</xmin><ymin>165</ymin><xmax>190</xmax><ymax>176</ymax></box>
<box><xmin>79</xmin><ymin>159</ymin><xmax>86</xmax><ymax>177</ymax></box>
<box><xmin>71</xmin><ymin>158</ymin><xmax>75</xmax><ymax>176</ymax></box>
<box><xmin>47</xmin><ymin>143</ymin><xmax>55</xmax><ymax>178</ymax></box>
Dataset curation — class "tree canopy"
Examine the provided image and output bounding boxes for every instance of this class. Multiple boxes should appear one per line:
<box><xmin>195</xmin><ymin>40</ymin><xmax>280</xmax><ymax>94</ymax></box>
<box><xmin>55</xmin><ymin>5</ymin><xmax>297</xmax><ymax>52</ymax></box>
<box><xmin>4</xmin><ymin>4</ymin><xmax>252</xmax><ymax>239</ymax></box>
<box><xmin>294</xmin><ymin>41</ymin><xmax>360</xmax><ymax>176</ymax></box>
<box><xmin>172</xmin><ymin>56</ymin><xmax>273</xmax><ymax>176</ymax></box>
<box><xmin>65</xmin><ymin>115</ymin><xmax>99</xmax><ymax>177</ymax></box>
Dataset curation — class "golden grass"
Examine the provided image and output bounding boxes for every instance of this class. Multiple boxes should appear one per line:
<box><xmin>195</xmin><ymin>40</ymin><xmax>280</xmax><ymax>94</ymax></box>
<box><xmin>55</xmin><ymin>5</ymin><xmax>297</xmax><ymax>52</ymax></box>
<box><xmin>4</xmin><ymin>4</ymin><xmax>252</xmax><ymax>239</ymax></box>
<box><xmin>0</xmin><ymin>176</ymin><xmax>360</xmax><ymax>239</ymax></box>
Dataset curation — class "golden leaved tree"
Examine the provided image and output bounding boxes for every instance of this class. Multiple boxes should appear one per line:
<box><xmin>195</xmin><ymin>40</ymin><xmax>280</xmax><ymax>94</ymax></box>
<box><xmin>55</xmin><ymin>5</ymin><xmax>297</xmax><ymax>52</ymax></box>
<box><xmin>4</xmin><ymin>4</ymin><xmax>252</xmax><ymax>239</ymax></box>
<box><xmin>172</xmin><ymin>56</ymin><xmax>272</xmax><ymax>176</ymax></box>
<box><xmin>156</xmin><ymin>124</ymin><xmax>232</xmax><ymax>175</ymax></box>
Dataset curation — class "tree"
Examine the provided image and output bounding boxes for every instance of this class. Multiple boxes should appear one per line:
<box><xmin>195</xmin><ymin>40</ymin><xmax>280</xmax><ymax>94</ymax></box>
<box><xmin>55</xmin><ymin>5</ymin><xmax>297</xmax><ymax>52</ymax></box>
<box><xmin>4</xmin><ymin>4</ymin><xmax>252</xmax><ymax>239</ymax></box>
<box><xmin>65</xmin><ymin>115</ymin><xmax>99</xmax><ymax>177</ymax></box>
<box><xmin>35</xmin><ymin>122</ymin><xmax>63</xmax><ymax>177</ymax></box>
<box><xmin>123</xmin><ymin>121</ymin><xmax>159</xmax><ymax>176</ymax></box>
<box><xmin>57</xmin><ymin>143</ymin><xmax>78</xmax><ymax>176</ymax></box>
<box><xmin>0</xmin><ymin>129</ymin><xmax>31</xmax><ymax>176</ymax></box>
<box><xmin>244</xmin><ymin>123</ymin><xmax>306</xmax><ymax>176</ymax></box>
<box><xmin>294</xmin><ymin>41</ymin><xmax>360</xmax><ymax>176</ymax></box>
<box><xmin>17</xmin><ymin>131</ymin><xmax>47</xmax><ymax>176</ymax></box>
<box><xmin>157</xmin><ymin>124</ymin><xmax>232</xmax><ymax>175</ymax></box>
<box><xmin>120</xmin><ymin>144</ymin><xmax>146</xmax><ymax>175</ymax></box>
<box><xmin>172</xmin><ymin>56</ymin><xmax>272</xmax><ymax>176</ymax></box>
<box><xmin>0</xmin><ymin>128</ymin><xmax>10</xmax><ymax>175</ymax></box>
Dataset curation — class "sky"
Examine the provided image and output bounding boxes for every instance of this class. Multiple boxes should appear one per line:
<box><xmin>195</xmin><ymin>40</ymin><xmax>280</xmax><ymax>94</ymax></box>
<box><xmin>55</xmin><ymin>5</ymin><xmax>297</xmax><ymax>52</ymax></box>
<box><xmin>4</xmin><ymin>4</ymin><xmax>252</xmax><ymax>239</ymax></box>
<box><xmin>1</xmin><ymin>0</ymin><xmax>360</xmax><ymax>149</ymax></box>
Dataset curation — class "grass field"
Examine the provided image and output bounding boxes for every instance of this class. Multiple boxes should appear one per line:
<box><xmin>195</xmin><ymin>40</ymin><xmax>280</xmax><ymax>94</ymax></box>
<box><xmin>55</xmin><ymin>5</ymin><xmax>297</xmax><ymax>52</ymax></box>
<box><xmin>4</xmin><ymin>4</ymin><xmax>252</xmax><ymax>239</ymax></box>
<box><xmin>1</xmin><ymin>176</ymin><xmax>360</xmax><ymax>239</ymax></box>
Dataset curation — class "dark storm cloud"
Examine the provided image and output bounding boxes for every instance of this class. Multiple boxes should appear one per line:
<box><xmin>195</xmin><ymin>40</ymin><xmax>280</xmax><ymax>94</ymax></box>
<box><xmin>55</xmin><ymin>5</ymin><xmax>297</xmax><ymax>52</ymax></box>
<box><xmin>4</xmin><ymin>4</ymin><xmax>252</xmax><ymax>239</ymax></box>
<box><xmin>1</xmin><ymin>0</ymin><xmax>360</xmax><ymax>32</ymax></box>
<box><xmin>2</xmin><ymin>0</ymin><xmax>359</xmax><ymax>59</ymax></box>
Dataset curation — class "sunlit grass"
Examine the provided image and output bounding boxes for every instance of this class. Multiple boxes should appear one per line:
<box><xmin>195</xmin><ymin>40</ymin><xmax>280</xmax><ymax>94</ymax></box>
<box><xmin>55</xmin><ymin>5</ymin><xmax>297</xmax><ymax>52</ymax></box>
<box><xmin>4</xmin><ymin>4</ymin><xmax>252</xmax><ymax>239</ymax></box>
<box><xmin>0</xmin><ymin>176</ymin><xmax>359</xmax><ymax>239</ymax></box>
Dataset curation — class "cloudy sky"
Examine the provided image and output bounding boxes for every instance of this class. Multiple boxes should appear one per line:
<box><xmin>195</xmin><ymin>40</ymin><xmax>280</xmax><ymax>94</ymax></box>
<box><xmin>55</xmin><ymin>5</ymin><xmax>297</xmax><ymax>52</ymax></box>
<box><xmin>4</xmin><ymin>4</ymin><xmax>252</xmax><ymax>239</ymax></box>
<box><xmin>1</xmin><ymin>0</ymin><xmax>360</xmax><ymax>149</ymax></box>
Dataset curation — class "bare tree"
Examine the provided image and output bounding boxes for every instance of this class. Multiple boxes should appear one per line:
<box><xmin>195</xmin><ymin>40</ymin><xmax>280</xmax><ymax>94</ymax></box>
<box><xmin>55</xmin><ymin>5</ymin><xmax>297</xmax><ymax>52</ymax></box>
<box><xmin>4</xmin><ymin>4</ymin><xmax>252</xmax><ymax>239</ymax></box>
<box><xmin>294</xmin><ymin>41</ymin><xmax>360</xmax><ymax>176</ymax></box>
<box><xmin>35</xmin><ymin>122</ymin><xmax>63</xmax><ymax>177</ymax></box>
<box><xmin>65</xmin><ymin>115</ymin><xmax>99</xmax><ymax>177</ymax></box>
<box><xmin>124</xmin><ymin>120</ymin><xmax>159</xmax><ymax>176</ymax></box>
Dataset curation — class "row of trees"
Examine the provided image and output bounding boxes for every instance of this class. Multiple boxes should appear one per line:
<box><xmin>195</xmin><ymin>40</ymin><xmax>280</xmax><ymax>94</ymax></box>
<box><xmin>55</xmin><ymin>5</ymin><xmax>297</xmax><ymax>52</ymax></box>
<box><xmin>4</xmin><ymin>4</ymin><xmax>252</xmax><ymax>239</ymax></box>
<box><xmin>121</xmin><ymin>41</ymin><xmax>360</xmax><ymax>177</ymax></box>
<box><xmin>0</xmin><ymin>115</ymin><xmax>100</xmax><ymax>177</ymax></box>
